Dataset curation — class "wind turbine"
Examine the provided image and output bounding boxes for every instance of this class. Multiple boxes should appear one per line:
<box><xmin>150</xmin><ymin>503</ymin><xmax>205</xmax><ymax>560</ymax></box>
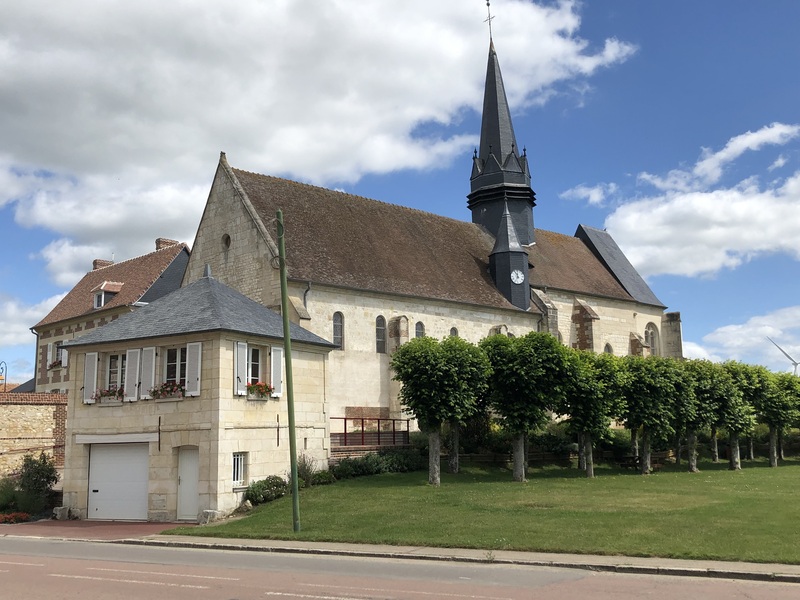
<box><xmin>767</xmin><ymin>337</ymin><xmax>799</xmax><ymax>375</ymax></box>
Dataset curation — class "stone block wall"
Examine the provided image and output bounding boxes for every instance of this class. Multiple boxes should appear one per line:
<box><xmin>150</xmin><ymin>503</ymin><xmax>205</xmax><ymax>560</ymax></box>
<box><xmin>0</xmin><ymin>392</ymin><xmax>67</xmax><ymax>475</ymax></box>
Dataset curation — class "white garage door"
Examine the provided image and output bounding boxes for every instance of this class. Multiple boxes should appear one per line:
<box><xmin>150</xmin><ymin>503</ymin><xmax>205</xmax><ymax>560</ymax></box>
<box><xmin>88</xmin><ymin>443</ymin><xmax>149</xmax><ymax>520</ymax></box>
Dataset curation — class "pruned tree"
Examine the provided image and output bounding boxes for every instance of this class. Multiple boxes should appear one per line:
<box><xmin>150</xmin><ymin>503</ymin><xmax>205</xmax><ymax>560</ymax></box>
<box><xmin>391</xmin><ymin>336</ymin><xmax>490</xmax><ymax>486</ymax></box>
<box><xmin>683</xmin><ymin>360</ymin><xmax>738</xmax><ymax>472</ymax></box>
<box><xmin>758</xmin><ymin>371</ymin><xmax>799</xmax><ymax>467</ymax></box>
<box><xmin>720</xmin><ymin>361</ymin><xmax>758</xmax><ymax>470</ymax></box>
<box><xmin>481</xmin><ymin>332</ymin><xmax>571</xmax><ymax>482</ymax></box>
<box><xmin>561</xmin><ymin>351</ymin><xmax>625</xmax><ymax>478</ymax></box>
<box><xmin>619</xmin><ymin>356</ymin><xmax>681</xmax><ymax>474</ymax></box>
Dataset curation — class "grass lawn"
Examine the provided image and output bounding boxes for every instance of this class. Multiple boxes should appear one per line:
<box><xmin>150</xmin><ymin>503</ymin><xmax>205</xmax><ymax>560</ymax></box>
<box><xmin>166</xmin><ymin>458</ymin><xmax>800</xmax><ymax>564</ymax></box>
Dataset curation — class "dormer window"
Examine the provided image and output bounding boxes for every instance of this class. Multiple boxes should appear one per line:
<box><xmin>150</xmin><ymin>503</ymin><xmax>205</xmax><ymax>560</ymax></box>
<box><xmin>93</xmin><ymin>291</ymin><xmax>117</xmax><ymax>308</ymax></box>
<box><xmin>91</xmin><ymin>281</ymin><xmax>123</xmax><ymax>309</ymax></box>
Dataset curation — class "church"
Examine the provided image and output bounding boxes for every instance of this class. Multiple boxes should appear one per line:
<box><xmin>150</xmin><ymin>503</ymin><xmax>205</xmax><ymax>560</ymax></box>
<box><xmin>55</xmin><ymin>35</ymin><xmax>683</xmax><ymax>522</ymax></box>
<box><xmin>183</xmin><ymin>39</ymin><xmax>683</xmax><ymax>426</ymax></box>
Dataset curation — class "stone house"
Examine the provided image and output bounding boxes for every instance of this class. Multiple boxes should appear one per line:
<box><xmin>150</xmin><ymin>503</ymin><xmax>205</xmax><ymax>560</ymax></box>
<box><xmin>0</xmin><ymin>391</ymin><xmax>67</xmax><ymax>474</ymax></box>
<box><xmin>31</xmin><ymin>238</ymin><xmax>189</xmax><ymax>393</ymax></box>
<box><xmin>61</xmin><ymin>273</ymin><xmax>333</xmax><ymax>521</ymax></box>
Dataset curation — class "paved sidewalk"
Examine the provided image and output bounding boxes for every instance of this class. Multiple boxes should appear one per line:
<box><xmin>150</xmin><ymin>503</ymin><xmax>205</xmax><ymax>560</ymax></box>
<box><xmin>3</xmin><ymin>519</ymin><xmax>800</xmax><ymax>584</ymax></box>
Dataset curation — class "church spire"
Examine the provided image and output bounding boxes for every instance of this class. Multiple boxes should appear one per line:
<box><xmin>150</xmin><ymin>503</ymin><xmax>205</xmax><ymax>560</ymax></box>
<box><xmin>468</xmin><ymin>40</ymin><xmax>536</xmax><ymax>247</ymax></box>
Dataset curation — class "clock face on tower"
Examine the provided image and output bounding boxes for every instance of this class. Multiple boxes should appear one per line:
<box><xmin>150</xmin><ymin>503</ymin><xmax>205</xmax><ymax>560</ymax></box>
<box><xmin>510</xmin><ymin>269</ymin><xmax>524</xmax><ymax>284</ymax></box>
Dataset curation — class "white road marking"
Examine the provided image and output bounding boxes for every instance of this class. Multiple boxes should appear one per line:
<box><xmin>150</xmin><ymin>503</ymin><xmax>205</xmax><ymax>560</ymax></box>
<box><xmin>264</xmin><ymin>593</ymin><xmax>365</xmax><ymax>600</ymax></box>
<box><xmin>87</xmin><ymin>567</ymin><xmax>239</xmax><ymax>580</ymax></box>
<box><xmin>49</xmin><ymin>573</ymin><xmax>209</xmax><ymax>589</ymax></box>
<box><xmin>303</xmin><ymin>582</ymin><xmax>513</xmax><ymax>600</ymax></box>
<box><xmin>0</xmin><ymin>560</ymin><xmax>44</xmax><ymax>567</ymax></box>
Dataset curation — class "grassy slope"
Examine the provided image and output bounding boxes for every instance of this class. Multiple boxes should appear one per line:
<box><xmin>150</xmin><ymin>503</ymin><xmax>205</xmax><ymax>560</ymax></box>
<box><xmin>167</xmin><ymin>459</ymin><xmax>800</xmax><ymax>564</ymax></box>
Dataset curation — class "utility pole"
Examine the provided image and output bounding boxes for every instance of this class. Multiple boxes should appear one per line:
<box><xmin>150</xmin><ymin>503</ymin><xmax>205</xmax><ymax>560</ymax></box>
<box><xmin>277</xmin><ymin>210</ymin><xmax>301</xmax><ymax>532</ymax></box>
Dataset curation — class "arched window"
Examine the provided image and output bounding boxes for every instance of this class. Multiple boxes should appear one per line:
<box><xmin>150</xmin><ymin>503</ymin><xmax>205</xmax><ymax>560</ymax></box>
<box><xmin>604</xmin><ymin>343</ymin><xmax>613</xmax><ymax>355</ymax></box>
<box><xmin>376</xmin><ymin>316</ymin><xmax>387</xmax><ymax>354</ymax></box>
<box><xmin>333</xmin><ymin>312</ymin><xmax>344</xmax><ymax>349</ymax></box>
<box><xmin>415</xmin><ymin>321</ymin><xmax>425</xmax><ymax>338</ymax></box>
<box><xmin>449</xmin><ymin>327</ymin><xmax>459</xmax><ymax>337</ymax></box>
<box><xmin>644</xmin><ymin>323</ymin><xmax>660</xmax><ymax>356</ymax></box>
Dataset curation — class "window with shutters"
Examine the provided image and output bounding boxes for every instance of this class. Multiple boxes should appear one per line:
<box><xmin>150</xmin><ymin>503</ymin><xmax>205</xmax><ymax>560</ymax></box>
<box><xmin>107</xmin><ymin>353</ymin><xmax>126</xmax><ymax>389</ymax></box>
<box><xmin>165</xmin><ymin>347</ymin><xmax>187</xmax><ymax>385</ymax></box>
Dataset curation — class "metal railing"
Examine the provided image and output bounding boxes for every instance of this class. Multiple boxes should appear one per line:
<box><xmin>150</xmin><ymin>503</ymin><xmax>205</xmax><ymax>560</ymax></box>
<box><xmin>329</xmin><ymin>417</ymin><xmax>411</xmax><ymax>447</ymax></box>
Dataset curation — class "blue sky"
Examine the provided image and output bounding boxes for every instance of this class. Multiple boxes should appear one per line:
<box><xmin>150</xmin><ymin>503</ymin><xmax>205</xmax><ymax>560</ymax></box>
<box><xmin>2</xmin><ymin>0</ymin><xmax>800</xmax><ymax>383</ymax></box>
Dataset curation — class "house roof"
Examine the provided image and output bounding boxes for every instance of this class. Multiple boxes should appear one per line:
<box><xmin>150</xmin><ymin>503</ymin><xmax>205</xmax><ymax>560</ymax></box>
<box><xmin>232</xmin><ymin>165</ymin><xmax>525</xmax><ymax>312</ymax></box>
<box><xmin>228</xmin><ymin>162</ymin><xmax>663</xmax><ymax>310</ymax></box>
<box><xmin>63</xmin><ymin>275</ymin><xmax>334</xmax><ymax>349</ymax></box>
<box><xmin>34</xmin><ymin>242</ymin><xmax>190</xmax><ymax>329</ymax></box>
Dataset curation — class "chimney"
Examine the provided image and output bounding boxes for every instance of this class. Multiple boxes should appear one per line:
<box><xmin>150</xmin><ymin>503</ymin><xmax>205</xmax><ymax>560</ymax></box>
<box><xmin>156</xmin><ymin>237</ymin><xmax>179</xmax><ymax>250</ymax></box>
<box><xmin>92</xmin><ymin>259</ymin><xmax>114</xmax><ymax>270</ymax></box>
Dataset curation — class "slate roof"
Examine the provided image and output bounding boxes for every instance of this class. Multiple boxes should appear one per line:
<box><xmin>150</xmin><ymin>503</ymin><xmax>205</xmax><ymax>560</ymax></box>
<box><xmin>229</xmin><ymin>164</ymin><xmax>664</xmax><ymax>311</ymax></box>
<box><xmin>63</xmin><ymin>275</ymin><xmax>334</xmax><ymax>349</ymax></box>
<box><xmin>34</xmin><ymin>243</ymin><xmax>190</xmax><ymax>329</ymax></box>
<box><xmin>575</xmin><ymin>225</ymin><xmax>665</xmax><ymax>307</ymax></box>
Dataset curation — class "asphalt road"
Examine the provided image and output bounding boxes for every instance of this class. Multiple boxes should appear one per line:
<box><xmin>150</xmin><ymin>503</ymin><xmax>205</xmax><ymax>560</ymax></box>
<box><xmin>1</xmin><ymin>537</ymin><xmax>799</xmax><ymax>600</ymax></box>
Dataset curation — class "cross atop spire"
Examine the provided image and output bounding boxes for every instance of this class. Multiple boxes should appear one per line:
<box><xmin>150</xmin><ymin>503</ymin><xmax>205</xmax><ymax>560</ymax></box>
<box><xmin>485</xmin><ymin>1</ymin><xmax>495</xmax><ymax>40</ymax></box>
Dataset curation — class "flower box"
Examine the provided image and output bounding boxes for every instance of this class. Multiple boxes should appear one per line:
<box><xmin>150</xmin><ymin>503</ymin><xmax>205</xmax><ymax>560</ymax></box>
<box><xmin>149</xmin><ymin>382</ymin><xmax>186</xmax><ymax>399</ymax></box>
<box><xmin>246</xmin><ymin>381</ymin><xmax>274</xmax><ymax>399</ymax></box>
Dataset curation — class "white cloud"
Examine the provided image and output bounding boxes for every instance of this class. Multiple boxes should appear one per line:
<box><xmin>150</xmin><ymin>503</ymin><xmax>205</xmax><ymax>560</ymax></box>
<box><xmin>687</xmin><ymin>306</ymin><xmax>800</xmax><ymax>371</ymax></box>
<box><xmin>560</xmin><ymin>182</ymin><xmax>617</xmax><ymax>206</ymax></box>
<box><xmin>0</xmin><ymin>293</ymin><xmax>66</xmax><ymax>348</ymax></box>
<box><xmin>769</xmin><ymin>155</ymin><xmax>788</xmax><ymax>171</ymax></box>
<box><xmin>0</xmin><ymin>0</ymin><xmax>635</xmax><ymax>290</ymax></box>
<box><xmin>605</xmin><ymin>123</ymin><xmax>800</xmax><ymax>278</ymax></box>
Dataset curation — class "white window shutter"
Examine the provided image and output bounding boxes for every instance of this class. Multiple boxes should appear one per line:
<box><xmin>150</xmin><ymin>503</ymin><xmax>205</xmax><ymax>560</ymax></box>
<box><xmin>83</xmin><ymin>352</ymin><xmax>98</xmax><ymax>404</ymax></box>
<box><xmin>235</xmin><ymin>341</ymin><xmax>247</xmax><ymax>396</ymax></box>
<box><xmin>62</xmin><ymin>348</ymin><xmax>69</xmax><ymax>368</ymax></box>
<box><xmin>270</xmin><ymin>346</ymin><xmax>283</xmax><ymax>397</ymax></box>
<box><xmin>185</xmin><ymin>342</ymin><xmax>202</xmax><ymax>397</ymax></box>
<box><xmin>140</xmin><ymin>347</ymin><xmax>156</xmax><ymax>399</ymax></box>
<box><xmin>47</xmin><ymin>343</ymin><xmax>53</xmax><ymax>365</ymax></box>
<box><xmin>123</xmin><ymin>349</ymin><xmax>141</xmax><ymax>402</ymax></box>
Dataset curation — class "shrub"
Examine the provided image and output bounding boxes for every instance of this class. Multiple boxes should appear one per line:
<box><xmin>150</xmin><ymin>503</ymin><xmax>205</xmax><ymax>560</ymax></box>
<box><xmin>529</xmin><ymin>421</ymin><xmax>573</xmax><ymax>455</ymax></box>
<box><xmin>0</xmin><ymin>476</ymin><xmax>17</xmax><ymax>511</ymax></box>
<box><xmin>332</xmin><ymin>458</ymin><xmax>357</xmax><ymax>480</ymax></box>
<box><xmin>377</xmin><ymin>447</ymin><xmax>426</xmax><ymax>472</ymax></box>
<box><xmin>244</xmin><ymin>475</ymin><xmax>287</xmax><ymax>505</ymax></box>
<box><xmin>18</xmin><ymin>452</ymin><xmax>59</xmax><ymax>497</ymax></box>
<box><xmin>0</xmin><ymin>512</ymin><xmax>30</xmax><ymax>524</ymax></box>
<box><xmin>312</xmin><ymin>470</ymin><xmax>336</xmax><ymax>485</ymax></box>
<box><xmin>296</xmin><ymin>453</ymin><xmax>318</xmax><ymax>488</ymax></box>
<box><xmin>14</xmin><ymin>490</ymin><xmax>46</xmax><ymax>515</ymax></box>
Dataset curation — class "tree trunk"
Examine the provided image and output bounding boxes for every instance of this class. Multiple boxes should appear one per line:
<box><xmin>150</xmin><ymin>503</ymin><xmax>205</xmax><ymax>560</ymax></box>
<box><xmin>523</xmin><ymin>431</ymin><xmax>529</xmax><ymax>473</ymax></box>
<box><xmin>728</xmin><ymin>432</ymin><xmax>741</xmax><ymax>471</ymax></box>
<box><xmin>640</xmin><ymin>429</ymin><xmax>652</xmax><ymax>475</ymax></box>
<box><xmin>428</xmin><ymin>428</ymin><xmax>441</xmax><ymax>486</ymax></box>
<box><xmin>577</xmin><ymin>431</ymin><xmax>586</xmax><ymax>471</ymax></box>
<box><xmin>584</xmin><ymin>431</ymin><xmax>594</xmax><ymax>478</ymax></box>
<box><xmin>448</xmin><ymin>421</ymin><xmax>460</xmax><ymax>474</ymax></box>
<box><xmin>747</xmin><ymin>436</ymin><xmax>755</xmax><ymax>461</ymax></box>
<box><xmin>769</xmin><ymin>426</ymin><xmax>778</xmax><ymax>467</ymax></box>
<box><xmin>711</xmin><ymin>426</ymin><xmax>719</xmax><ymax>462</ymax></box>
<box><xmin>512</xmin><ymin>432</ymin><xmax>526</xmax><ymax>482</ymax></box>
<box><xmin>630</xmin><ymin>427</ymin><xmax>639</xmax><ymax>458</ymax></box>
<box><xmin>673</xmin><ymin>432</ymin><xmax>681</xmax><ymax>466</ymax></box>
<box><xmin>687</xmin><ymin>430</ymin><xmax>699</xmax><ymax>473</ymax></box>
<box><xmin>779</xmin><ymin>429</ymin><xmax>786</xmax><ymax>461</ymax></box>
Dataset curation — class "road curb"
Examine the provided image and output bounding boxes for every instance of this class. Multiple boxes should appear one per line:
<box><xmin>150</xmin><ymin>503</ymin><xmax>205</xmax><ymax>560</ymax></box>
<box><xmin>113</xmin><ymin>537</ymin><xmax>800</xmax><ymax>584</ymax></box>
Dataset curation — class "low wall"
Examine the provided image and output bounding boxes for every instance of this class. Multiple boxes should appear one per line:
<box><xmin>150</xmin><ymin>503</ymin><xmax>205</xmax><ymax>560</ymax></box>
<box><xmin>0</xmin><ymin>392</ymin><xmax>67</xmax><ymax>475</ymax></box>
